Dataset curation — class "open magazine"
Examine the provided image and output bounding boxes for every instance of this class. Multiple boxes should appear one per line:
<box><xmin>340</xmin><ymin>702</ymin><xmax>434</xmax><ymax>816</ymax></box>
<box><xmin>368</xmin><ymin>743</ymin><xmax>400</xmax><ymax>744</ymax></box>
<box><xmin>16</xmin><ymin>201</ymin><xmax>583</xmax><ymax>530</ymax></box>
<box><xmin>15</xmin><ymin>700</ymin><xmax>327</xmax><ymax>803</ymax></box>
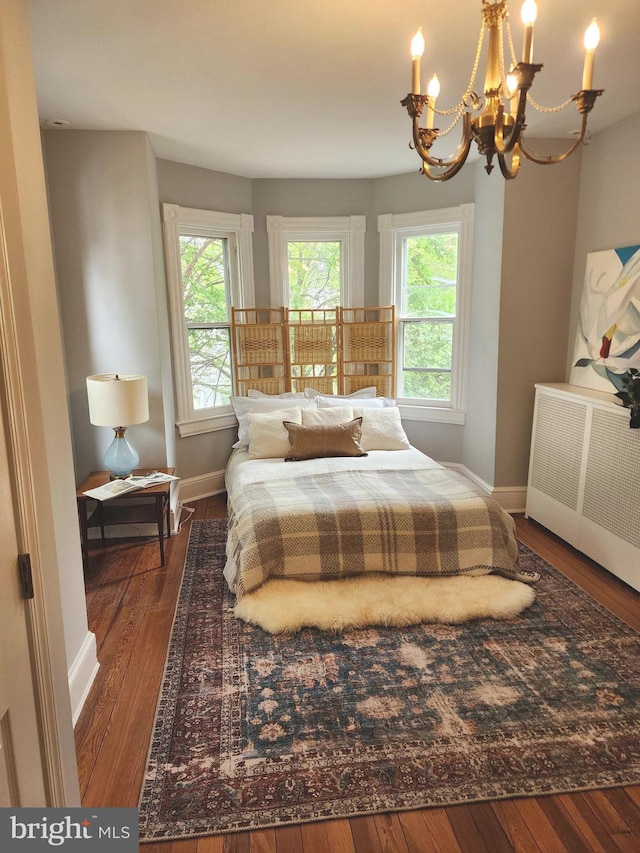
<box><xmin>83</xmin><ymin>471</ymin><xmax>179</xmax><ymax>501</ymax></box>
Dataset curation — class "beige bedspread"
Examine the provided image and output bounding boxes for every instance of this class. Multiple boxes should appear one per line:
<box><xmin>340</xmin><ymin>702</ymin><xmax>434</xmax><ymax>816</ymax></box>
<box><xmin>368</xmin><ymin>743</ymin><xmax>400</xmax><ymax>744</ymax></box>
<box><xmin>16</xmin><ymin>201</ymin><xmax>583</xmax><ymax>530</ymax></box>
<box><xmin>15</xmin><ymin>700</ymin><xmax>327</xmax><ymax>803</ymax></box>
<box><xmin>224</xmin><ymin>449</ymin><xmax>530</xmax><ymax>598</ymax></box>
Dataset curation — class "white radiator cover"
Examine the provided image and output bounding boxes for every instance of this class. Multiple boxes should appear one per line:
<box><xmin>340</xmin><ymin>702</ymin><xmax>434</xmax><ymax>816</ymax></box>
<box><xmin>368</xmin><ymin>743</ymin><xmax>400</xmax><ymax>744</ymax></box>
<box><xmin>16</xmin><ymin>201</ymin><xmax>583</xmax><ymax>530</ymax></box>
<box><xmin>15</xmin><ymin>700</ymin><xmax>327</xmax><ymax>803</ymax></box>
<box><xmin>526</xmin><ymin>383</ymin><xmax>640</xmax><ymax>593</ymax></box>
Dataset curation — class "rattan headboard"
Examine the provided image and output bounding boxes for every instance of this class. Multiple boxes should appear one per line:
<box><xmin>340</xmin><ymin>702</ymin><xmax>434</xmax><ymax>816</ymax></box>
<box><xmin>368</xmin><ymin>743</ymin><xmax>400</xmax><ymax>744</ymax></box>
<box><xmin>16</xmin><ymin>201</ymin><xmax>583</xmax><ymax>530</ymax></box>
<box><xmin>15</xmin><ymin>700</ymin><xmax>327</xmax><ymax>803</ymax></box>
<box><xmin>231</xmin><ymin>306</ymin><xmax>395</xmax><ymax>397</ymax></box>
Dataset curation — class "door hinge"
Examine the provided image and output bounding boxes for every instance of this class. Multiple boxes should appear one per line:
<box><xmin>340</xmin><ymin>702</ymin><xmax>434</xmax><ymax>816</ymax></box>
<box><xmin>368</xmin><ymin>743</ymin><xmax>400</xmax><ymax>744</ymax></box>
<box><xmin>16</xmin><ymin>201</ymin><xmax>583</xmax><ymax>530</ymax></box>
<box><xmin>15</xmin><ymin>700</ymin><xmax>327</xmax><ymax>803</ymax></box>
<box><xmin>18</xmin><ymin>553</ymin><xmax>34</xmax><ymax>599</ymax></box>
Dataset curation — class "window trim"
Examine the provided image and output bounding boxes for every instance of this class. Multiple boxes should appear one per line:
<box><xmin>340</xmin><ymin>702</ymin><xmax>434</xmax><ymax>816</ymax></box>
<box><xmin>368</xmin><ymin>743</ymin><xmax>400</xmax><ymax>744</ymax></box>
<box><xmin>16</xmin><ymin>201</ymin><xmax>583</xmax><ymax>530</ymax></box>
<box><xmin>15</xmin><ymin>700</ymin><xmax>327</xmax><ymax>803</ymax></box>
<box><xmin>378</xmin><ymin>204</ymin><xmax>474</xmax><ymax>424</ymax></box>
<box><xmin>267</xmin><ymin>215</ymin><xmax>366</xmax><ymax>308</ymax></box>
<box><xmin>162</xmin><ymin>203</ymin><xmax>255</xmax><ymax>437</ymax></box>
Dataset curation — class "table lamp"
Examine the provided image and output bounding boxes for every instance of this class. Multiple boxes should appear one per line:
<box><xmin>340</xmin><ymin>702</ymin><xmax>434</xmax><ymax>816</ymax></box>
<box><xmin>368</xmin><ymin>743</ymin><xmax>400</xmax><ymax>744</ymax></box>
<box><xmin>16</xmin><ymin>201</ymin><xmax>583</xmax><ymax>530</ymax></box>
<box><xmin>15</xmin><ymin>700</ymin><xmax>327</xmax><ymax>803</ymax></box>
<box><xmin>86</xmin><ymin>374</ymin><xmax>149</xmax><ymax>478</ymax></box>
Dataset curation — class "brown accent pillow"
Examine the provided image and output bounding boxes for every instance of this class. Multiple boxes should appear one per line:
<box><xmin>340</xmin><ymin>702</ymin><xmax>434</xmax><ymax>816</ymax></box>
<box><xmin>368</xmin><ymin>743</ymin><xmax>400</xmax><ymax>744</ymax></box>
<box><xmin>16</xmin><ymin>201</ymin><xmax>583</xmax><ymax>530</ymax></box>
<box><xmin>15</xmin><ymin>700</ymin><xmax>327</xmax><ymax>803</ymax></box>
<box><xmin>283</xmin><ymin>417</ymin><xmax>368</xmax><ymax>462</ymax></box>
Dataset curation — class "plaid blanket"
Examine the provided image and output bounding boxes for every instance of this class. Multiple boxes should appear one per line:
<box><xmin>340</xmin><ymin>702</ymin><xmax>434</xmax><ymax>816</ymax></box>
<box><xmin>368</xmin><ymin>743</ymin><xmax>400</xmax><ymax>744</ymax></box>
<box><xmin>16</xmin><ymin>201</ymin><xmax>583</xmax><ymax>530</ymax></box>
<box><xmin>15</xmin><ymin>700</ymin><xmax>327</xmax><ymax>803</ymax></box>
<box><xmin>224</xmin><ymin>466</ymin><xmax>527</xmax><ymax>598</ymax></box>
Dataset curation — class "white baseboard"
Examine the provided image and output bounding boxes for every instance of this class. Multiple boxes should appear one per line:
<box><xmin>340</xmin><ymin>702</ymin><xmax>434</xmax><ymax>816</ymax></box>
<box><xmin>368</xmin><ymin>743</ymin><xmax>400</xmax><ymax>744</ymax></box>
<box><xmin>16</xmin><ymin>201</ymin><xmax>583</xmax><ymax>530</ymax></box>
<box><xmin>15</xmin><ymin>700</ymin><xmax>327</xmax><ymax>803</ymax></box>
<box><xmin>68</xmin><ymin>631</ymin><xmax>100</xmax><ymax>727</ymax></box>
<box><xmin>490</xmin><ymin>486</ymin><xmax>528</xmax><ymax>514</ymax></box>
<box><xmin>178</xmin><ymin>470</ymin><xmax>226</xmax><ymax>504</ymax></box>
<box><xmin>442</xmin><ymin>463</ymin><xmax>527</xmax><ymax>513</ymax></box>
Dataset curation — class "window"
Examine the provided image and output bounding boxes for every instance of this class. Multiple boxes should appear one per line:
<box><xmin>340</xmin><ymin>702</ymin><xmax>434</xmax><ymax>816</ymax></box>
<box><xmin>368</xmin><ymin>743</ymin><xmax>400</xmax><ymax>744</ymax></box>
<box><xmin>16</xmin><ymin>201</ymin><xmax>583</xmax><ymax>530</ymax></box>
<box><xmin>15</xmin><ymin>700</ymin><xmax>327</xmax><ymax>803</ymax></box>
<box><xmin>162</xmin><ymin>204</ymin><xmax>255</xmax><ymax>436</ymax></box>
<box><xmin>267</xmin><ymin>215</ymin><xmax>365</xmax><ymax>309</ymax></box>
<box><xmin>379</xmin><ymin>204</ymin><xmax>474</xmax><ymax>423</ymax></box>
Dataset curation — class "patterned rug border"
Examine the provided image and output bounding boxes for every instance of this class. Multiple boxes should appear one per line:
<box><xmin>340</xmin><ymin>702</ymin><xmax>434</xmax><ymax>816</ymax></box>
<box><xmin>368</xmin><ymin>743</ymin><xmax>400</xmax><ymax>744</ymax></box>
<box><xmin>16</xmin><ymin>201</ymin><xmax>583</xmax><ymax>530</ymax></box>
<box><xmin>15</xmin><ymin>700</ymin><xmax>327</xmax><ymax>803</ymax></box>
<box><xmin>139</xmin><ymin>520</ymin><xmax>640</xmax><ymax>842</ymax></box>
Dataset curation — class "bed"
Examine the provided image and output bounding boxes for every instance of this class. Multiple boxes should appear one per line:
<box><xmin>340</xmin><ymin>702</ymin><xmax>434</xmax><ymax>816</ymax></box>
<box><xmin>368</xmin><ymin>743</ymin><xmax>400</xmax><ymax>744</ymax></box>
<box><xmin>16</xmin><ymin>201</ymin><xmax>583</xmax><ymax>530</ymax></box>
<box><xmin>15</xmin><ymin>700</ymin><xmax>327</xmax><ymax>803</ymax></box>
<box><xmin>222</xmin><ymin>391</ymin><xmax>538</xmax><ymax>633</ymax></box>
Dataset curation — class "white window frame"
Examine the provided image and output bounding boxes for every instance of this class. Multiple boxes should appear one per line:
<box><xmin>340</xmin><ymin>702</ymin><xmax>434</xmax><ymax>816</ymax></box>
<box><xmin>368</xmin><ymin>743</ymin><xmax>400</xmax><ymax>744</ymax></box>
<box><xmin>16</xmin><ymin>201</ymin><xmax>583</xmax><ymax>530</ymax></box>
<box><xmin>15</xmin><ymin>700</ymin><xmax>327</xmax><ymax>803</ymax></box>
<box><xmin>378</xmin><ymin>204</ymin><xmax>474</xmax><ymax>425</ymax></box>
<box><xmin>267</xmin><ymin>215</ymin><xmax>366</xmax><ymax>308</ymax></box>
<box><xmin>162</xmin><ymin>203</ymin><xmax>255</xmax><ymax>437</ymax></box>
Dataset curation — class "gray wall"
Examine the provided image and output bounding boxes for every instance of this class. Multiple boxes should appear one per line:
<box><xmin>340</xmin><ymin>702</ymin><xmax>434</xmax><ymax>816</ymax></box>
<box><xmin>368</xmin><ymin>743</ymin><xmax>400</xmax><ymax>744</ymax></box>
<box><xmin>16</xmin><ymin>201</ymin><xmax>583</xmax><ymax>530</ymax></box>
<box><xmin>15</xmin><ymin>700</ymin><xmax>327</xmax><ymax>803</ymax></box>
<box><xmin>461</xmin><ymin>160</ymin><xmax>506</xmax><ymax>484</ymax></box>
<box><xmin>43</xmin><ymin>130</ymin><xmax>174</xmax><ymax>482</ymax></box>
<box><xmin>495</xmin><ymin>141</ymin><xmax>582</xmax><ymax>488</ymax></box>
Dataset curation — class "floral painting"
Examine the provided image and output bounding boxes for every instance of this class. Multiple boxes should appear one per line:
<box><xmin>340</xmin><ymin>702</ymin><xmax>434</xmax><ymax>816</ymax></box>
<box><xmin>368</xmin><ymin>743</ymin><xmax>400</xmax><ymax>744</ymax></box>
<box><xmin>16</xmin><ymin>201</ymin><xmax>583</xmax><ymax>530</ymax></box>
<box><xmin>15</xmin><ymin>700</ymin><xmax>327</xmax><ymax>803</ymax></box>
<box><xmin>570</xmin><ymin>244</ymin><xmax>640</xmax><ymax>394</ymax></box>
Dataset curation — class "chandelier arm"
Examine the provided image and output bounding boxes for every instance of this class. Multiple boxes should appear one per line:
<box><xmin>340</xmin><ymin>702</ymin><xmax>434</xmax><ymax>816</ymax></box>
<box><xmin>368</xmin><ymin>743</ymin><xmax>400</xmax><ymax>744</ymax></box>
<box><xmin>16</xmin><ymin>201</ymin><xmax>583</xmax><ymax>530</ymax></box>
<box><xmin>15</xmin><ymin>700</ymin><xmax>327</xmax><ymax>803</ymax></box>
<box><xmin>494</xmin><ymin>62</ymin><xmax>543</xmax><ymax>155</ymax></box>
<box><xmin>412</xmin><ymin>111</ymin><xmax>474</xmax><ymax>171</ymax></box>
<box><xmin>518</xmin><ymin>114</ymin><xmax>588</xmax><ymax>166</ymax></box>
<box><xmin>497</xmin><ymin>145</ymin><xmax>521</xmax><ymax>180</ymax></box>
<box><xmin>421</xmin><ymin>138</ymin><xmax>474</xmax><ymax>182</ymax></box>
<box><xmin>494</xmin><ymin>100</ymin><xmax>525</xmax><ymax>156</ymax></box>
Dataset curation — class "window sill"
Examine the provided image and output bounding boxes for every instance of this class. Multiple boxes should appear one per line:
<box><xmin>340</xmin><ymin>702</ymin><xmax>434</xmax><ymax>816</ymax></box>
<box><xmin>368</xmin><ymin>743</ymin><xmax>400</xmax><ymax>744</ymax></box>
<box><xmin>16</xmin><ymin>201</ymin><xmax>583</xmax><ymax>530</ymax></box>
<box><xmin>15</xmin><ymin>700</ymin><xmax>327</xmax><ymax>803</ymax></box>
<box><xmin>398</xmin><ymin>403</ymin><xmax>466</xmax><ymax>425</ymax></box>
<box><xmin>176</xmin><ymin>409</ymin><xmax>237</xmax><ymax>438</ymax></box>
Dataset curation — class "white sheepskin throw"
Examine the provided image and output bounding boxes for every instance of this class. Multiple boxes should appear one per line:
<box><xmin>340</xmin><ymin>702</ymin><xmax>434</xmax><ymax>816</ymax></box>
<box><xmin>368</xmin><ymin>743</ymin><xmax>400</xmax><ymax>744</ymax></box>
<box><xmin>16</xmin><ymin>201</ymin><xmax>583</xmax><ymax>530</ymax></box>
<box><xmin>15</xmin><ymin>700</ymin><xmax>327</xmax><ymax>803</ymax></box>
<box><xmin>233</xmin><ymin>573</ymin><xmax>536</xmax><ymax>634</ymax></box>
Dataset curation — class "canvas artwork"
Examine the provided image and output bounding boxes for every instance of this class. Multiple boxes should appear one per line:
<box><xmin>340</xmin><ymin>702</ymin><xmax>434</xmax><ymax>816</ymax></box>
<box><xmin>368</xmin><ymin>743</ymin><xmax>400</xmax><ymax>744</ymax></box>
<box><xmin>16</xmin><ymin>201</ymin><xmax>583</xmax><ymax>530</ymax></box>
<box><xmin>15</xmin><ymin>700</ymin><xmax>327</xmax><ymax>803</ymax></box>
<box><xmin>570</xmin><ymin>244</ymin><xmax>640</xmax><ymax>394</ymax></box>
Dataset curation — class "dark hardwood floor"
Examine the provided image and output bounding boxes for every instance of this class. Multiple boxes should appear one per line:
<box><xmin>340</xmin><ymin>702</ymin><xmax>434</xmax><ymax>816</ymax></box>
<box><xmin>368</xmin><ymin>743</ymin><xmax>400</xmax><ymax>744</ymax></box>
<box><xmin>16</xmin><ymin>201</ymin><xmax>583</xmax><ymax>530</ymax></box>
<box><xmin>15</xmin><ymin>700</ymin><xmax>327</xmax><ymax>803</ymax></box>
<box><xmin>74</xmin><ymin>496</ymin><xmax>640</xmax><ymax>852</ymax></box>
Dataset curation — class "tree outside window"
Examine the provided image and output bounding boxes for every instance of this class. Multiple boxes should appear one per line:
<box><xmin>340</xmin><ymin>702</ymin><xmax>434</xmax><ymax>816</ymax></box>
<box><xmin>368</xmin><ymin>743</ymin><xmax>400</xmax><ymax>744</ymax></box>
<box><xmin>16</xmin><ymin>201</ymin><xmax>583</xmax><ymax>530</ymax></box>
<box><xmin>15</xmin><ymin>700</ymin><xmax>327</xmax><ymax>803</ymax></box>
<box><xmin>379</xmin><ymin>204</ymin><xmax>474</xmax><ymax>422</ymax></box>
<box><xmin>287</xmin><ymin>240</ymin><xmax>342</xmax><ymax>309</ymax></box>
<box><xmin>401</xmin><ymin>232</ymin><xmax>458</xmax><ymax>401</ymax></box>
<box><xmin>180</xmin><ymin>235</ymin><xmax>233</xmax><ymax>409</ymax></box>
<box><xmin>162</xmin><ymin>204</ymin><xmax>254</xmax><ymax>436</ymax></box>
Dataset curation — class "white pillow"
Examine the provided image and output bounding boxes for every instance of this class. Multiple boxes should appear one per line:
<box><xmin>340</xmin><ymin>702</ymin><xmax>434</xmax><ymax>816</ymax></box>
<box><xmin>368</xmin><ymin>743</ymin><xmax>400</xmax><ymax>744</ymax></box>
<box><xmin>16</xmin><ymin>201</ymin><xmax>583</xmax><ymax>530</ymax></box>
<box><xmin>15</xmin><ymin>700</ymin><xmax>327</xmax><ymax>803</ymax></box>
<box><xmin>352</xmin><ymin>406</ymin><xmax>411</xmax><ymax>451</ymax></box>
<box><xmin>304</xmin><ymin>386</ymin><xmax>378</xmax><ymax>399</ymax></box>
<box><xmin>230</xmin><ymin>395</ymin><xmax>316</xmax><ymax>447</ymax></box>
<box><xmin>317</xmin><ymin>394</ymin><xmax>396</xmax><ymax>409</ymax></box>
<box><xmin>302</xmin><ymin>406</ymin><xmax>354</xmax><ymax>427</ymax></box>
<box><xmin>247</xmin><ymin>389</ymin><xmax>306</xmax><ymax>398</ymax></box>
<box><xmin>246</xmin><ymin>408</ymin><xmax>302</xmax><ymax>459</ymax></box>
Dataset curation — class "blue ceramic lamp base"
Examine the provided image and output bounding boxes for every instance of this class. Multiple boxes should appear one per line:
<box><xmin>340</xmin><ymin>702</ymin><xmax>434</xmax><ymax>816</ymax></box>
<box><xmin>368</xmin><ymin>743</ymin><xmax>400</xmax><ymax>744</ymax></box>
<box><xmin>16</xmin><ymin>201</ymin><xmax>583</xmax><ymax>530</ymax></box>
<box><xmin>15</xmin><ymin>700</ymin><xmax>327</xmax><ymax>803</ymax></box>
<box><xmin>104</xmin><ymin>427</ymin><xmax>140</xmax><ymax>478</ymax></box>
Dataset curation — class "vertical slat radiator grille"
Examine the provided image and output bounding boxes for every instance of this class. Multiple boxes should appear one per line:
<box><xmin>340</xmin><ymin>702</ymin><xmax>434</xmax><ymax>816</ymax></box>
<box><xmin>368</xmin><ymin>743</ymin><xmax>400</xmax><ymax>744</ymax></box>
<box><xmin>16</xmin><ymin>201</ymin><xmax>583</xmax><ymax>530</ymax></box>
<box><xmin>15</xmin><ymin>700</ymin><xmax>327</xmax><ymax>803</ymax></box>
<box><xmin>531</xmin><ymin>395</ymin><xmax>586</xmax><ymax>510</ymax></box>
<box><xmin>583</xmin><ymin>408</ymin><xmax>640</xmax><ymax>548</ymax></box>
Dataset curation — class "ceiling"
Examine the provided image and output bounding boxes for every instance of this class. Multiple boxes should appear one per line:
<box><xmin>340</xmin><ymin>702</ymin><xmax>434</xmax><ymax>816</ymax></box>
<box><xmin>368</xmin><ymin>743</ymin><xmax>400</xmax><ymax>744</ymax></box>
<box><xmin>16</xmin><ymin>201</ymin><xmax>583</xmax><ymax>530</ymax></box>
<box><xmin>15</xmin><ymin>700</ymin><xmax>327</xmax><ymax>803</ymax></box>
<box><xmin>28</xmin><ymin>0</ymin><xmax>640</xmax><ymax>180</ymax></box>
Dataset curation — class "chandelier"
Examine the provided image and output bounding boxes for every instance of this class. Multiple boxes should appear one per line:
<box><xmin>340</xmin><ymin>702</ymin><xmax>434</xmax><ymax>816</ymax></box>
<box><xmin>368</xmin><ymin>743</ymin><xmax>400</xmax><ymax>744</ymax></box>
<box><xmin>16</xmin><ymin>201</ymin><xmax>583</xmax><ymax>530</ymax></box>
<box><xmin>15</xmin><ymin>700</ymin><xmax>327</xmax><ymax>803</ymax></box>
<box><xmin>401</xmin><ymin>0</ymin><xmax>603</xmax><ymax>181</ymax></box>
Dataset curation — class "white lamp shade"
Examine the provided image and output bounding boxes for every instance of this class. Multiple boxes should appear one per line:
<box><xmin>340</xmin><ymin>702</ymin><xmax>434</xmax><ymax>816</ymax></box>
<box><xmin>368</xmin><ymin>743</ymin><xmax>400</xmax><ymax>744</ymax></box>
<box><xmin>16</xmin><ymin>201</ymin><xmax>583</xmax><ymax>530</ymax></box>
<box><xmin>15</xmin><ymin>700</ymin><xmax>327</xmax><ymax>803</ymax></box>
<box><xmin>86</xmin><ymin>374</ymin><xmax>149</xmax><ymax>427</ymax></box>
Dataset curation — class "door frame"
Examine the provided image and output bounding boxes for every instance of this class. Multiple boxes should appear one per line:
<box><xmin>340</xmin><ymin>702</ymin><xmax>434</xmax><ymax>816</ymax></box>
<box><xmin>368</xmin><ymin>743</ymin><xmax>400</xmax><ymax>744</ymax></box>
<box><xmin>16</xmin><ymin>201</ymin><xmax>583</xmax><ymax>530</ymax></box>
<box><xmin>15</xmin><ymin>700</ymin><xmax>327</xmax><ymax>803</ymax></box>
<box><xmin>0</xmin><ymin>189</ymin><xmax>76</xmax><ymax>807</ymax></box>
<box><xmin>0</xmin><ymin>0</ymin><xmax>80</xmax><ymax>806</ymax></box>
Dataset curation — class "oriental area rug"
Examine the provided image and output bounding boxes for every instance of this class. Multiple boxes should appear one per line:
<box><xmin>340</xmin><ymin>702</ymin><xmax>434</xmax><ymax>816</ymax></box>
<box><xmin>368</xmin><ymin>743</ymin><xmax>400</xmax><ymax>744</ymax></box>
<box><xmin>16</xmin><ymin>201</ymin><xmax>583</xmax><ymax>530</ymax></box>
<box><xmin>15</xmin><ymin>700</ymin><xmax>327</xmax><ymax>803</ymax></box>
<box><xmin>138</xmin><ymin>520</ymin><xmax>640</xmax><ymax>843</ymax></box>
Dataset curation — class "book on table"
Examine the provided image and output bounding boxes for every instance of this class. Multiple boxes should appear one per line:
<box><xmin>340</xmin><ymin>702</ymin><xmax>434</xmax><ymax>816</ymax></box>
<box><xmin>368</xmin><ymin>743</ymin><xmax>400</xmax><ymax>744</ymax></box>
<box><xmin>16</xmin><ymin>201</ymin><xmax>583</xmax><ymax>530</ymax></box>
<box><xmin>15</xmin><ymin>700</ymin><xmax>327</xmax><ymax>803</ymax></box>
<box><xmin>83</xmin><ymin>471</ymin><xmax>178</xmax><ymax>501</ymax></box>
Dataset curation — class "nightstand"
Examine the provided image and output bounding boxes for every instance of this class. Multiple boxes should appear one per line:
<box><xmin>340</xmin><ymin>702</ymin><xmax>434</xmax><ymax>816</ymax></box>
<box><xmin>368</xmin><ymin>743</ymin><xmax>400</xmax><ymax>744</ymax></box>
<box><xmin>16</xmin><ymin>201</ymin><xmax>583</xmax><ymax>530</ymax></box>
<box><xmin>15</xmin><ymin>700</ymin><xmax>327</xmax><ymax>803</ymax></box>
<box><xmin>76</xmin><ymin>468</ymin><xmax>175</xmax><ymax>569</ymax></box>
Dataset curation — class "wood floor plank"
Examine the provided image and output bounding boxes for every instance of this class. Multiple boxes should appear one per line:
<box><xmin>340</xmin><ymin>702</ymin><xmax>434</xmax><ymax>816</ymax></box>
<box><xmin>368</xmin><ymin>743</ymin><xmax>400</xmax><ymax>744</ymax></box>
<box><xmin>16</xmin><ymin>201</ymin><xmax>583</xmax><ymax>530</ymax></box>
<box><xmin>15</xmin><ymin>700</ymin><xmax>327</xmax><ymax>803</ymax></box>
<box><xmin>74</xmin><ymin>504</ymin><xmax>640</xmax><ymax>851</ymax></box>
<box><xmin>445</xmin><ymin>804</ymin><xmax>490</xmax><ymax>852</ymax></box>
<box><xmin>299</xmin><ymin>820</ymin><xmax>329</xmax><ymax>853</ymax></box>
<box><xmin>489</xmin><ymin>800</ymin><xmax>541</xmax><ymax>852</ymax></box>
<box><xmin>273</xmin><ymin>824</ymin><xmax>303</xmax><ymax>853</ymax></box>
<box><xmin>247</xmin><ymin>828</ymin><xmax>275</xmax><ymax>853</ymax></box>
<box><xmin>407</xmin><ymin>808</ymin><xmax>461</xmax><ymax>853</ymax></box>
<box><xmin>168</xmin><ymin>840</ymin><xmax>198</xmax><ymax>852</ymax></box>
<box><xmin>557</xmin><ymin>793</ymin><xmax>619</xmax><ymax>853</ymax></box>
<box><xmin>322</xmin><ymin>818</ymin><xmax>356</xmax><ymax>853</ymax></box>
<box><xmin>536</xmin><ymin>795</ymin><xmax>596</xmax><ymax>851</ymax></box>
<box><xmin>585</xmin><ymin>790</ymin><xmax>635</xmax><ymax>835</ymax></box>
<box><xmin>349</xmin><ymin>816</ymin><xmax>383</xmax><ymax>853</ymax></box>
<box><xmin>512</xmin><ymin>798</ymin><xmax>567</xmax><ymax>852</ymax></box>
<box><xmin>466</xmin><ymin>802</ymin><xmax>514</xmax><ymax>852</ymax></box>
<box><xmin>601</xmin><ymin>788</ymin><xmax>640</xmax><ymax>839</ymax></box>
<box><xmin>373</xmin><ymin>813</ymin><xmax>411</xmax><ymax>852</ymax></box>
<box><xmin>195</xmin><ymin>836</ymin><xmax>225</xmax><ymax>852</ymax></box>
<box><xmin>624</xmin><ymin>786</ymin><xmax>640</xmax><ymax>808</ymax></box>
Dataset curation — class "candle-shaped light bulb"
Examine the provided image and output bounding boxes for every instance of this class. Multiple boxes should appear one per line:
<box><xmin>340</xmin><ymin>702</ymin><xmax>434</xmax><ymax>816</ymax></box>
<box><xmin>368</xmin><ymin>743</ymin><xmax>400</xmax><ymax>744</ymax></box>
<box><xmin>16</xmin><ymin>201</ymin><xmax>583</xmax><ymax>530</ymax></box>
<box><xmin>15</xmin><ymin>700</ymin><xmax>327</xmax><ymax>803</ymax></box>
<box><xmin>505</xmin><ymin>72</ymin><xmax>518</xmax><ymax>115</ymax></box>
<box><xmin>582</xmin><ymin>19</ymin><xmax>600</xmax><ymax>90</ymax></box>
<box><xmin>411</xmin><ymin>27</ymin><xmax>425</xmax><ymax>94</ymax></box>
<box><xmin>426</xmin><ymin>73</ymin><xmax>440</xmax><ymax>129</ymax></box>
<box><xmin>521</xmin><ymin>0</ymin><xmax>538</xmax><ymax>26</ymax></box>
<box><xmin>521</xmin><ymin>0</ymin><xmax>537</xmax><ymax>63</ymax></box>
<box><xmin>584</xmin><ymin>18</ymin><xmax>600</xmax><ymax>51</ymax></box>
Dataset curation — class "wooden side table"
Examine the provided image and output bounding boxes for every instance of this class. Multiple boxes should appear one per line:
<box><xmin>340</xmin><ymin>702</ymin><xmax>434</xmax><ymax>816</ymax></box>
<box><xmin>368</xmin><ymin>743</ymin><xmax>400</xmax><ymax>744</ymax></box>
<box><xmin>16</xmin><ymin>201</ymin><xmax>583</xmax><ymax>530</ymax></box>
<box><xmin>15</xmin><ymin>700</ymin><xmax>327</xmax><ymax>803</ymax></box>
<box><xmin>76</xmin><ymin>468</ymin><xmax>175</xmax><ymax>569</ymax></box>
